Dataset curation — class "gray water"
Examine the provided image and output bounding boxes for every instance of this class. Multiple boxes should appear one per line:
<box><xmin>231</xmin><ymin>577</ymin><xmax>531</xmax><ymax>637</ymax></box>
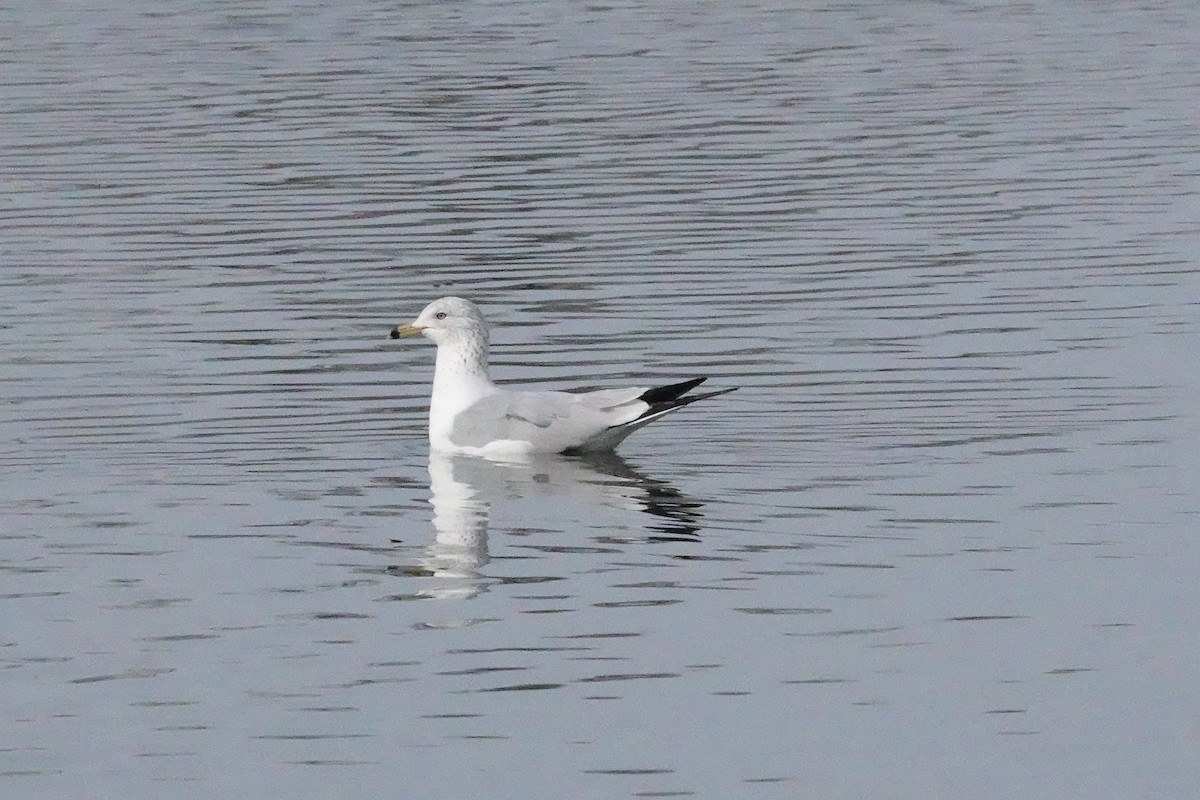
<box><xmin>3</xmin><ymin>1</ymin><xmax>1199</xmax><ymax>798</ymax></box>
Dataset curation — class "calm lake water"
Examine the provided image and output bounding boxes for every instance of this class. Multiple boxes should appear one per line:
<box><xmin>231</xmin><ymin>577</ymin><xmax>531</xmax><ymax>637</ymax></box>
<box><xmin>3</xmin><ymin>1</ymin><xmax>1199</xmax><ymax>798</ymax></box>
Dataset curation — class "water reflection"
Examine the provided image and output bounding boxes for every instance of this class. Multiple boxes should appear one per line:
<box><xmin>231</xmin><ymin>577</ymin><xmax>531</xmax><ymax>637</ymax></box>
<box><xmin>410</xmin><ymin>452</ymin><xmax>493</xmax><ymax>601</ymax></box>
<box><xmin>398</xmin><ymin>451</ymin><xmax>706</xmax><ymax>600</ymax></box>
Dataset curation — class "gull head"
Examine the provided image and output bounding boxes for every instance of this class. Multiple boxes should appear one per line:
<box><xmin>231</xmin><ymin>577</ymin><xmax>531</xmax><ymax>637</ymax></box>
<box><xmin>390</xmin><ymin>296</ymin><xmax>490</xmax><ymax>347</ymax></box>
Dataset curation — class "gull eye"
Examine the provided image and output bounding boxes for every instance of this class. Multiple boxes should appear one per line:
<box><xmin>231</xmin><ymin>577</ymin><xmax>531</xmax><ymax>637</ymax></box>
<box><xmin>435</xmin><ymin>312</ymin><xmax>447</xmax><ymax>320</ymax></box>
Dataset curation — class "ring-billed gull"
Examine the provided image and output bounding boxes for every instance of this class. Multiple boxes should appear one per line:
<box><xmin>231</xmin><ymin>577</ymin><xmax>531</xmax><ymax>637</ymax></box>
<box><xmin>390</xmin><ymin>297</ymin><xmax>735</xmax><ymax>456</ymax></box>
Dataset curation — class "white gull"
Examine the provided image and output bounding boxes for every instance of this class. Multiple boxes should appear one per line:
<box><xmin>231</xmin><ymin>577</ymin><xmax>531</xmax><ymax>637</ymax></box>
<box><xmin>390</xmin><ymin>297</ymin><xmax>735</xmax><ymax>457</ymax></box>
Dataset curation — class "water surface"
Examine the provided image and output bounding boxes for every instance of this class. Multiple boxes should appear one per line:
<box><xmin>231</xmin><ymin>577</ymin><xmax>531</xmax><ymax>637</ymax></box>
<box><xmin>3</xmin><ymin>1</ymin><xmax>1199</xmax><ymax>798</ymax></box>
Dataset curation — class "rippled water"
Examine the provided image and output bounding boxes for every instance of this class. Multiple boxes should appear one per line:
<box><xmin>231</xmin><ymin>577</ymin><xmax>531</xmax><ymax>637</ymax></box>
<box><xmin>4</xmin><ymin>1</ymin><xmax>1199</xmax><ymax>798</ymax></box>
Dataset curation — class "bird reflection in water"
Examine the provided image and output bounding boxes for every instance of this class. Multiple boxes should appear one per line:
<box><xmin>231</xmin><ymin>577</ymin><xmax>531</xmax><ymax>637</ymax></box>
<box><xmin>387</xmin><ymin>451</ymin><xmax>706</xmax><ymax>601</ymax></box>
<box><xmin>562</xmin><ymin>451</ymin><xmax>705</xmax><ymax>542</ymax></box>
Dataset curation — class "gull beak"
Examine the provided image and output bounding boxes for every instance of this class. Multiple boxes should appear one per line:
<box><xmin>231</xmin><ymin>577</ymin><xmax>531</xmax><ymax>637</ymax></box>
<box><xmin>390</xmin><ymin>322</ymin><xmax>424</xmax><ymax>339</ymax></box>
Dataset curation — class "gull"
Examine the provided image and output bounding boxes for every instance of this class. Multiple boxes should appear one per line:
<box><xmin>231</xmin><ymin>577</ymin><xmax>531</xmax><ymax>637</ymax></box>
<box><xmin>390</xmin><ymin>297</ymin><xmax>735</xmax><ymax>457</ymax></box>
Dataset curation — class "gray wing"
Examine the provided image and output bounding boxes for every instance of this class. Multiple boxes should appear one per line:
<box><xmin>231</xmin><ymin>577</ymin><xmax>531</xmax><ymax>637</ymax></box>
<box><xmin>446</xmin><ymin>378</ymin><xmax>733</xmax><ymax>453</ymax></box>
<box><xmin>448</xmin><ymin>388</ymin><xmax>649</xmax><ymax>451</ymax></box>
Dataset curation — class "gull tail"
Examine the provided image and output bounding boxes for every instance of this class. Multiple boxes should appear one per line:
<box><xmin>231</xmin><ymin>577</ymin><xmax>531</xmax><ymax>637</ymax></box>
<box><xmin>636</xmin><ymin>377</ymin><xmax>737</xmax><ymax>420</ymax></box>
<box><xmin>566</xmin><ymin>377</ymin><xmax>737</xmax><ymax>454</ymax></box>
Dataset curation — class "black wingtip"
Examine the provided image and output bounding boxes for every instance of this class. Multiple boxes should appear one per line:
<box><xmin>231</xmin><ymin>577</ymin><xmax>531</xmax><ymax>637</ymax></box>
<box><xmin>688</xmin><ymin>387</ymin><xmax>738</xmax><ymax>403</ymax></box>
<box><xmin>638</xmin><ymin>377</ymin><xmax>708</xmax><ymax>405</ymax></box>
<box><xmin>636</xmin><ymin>378</ymin><xmax>736</xmax><ymax>421</ymax></box>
